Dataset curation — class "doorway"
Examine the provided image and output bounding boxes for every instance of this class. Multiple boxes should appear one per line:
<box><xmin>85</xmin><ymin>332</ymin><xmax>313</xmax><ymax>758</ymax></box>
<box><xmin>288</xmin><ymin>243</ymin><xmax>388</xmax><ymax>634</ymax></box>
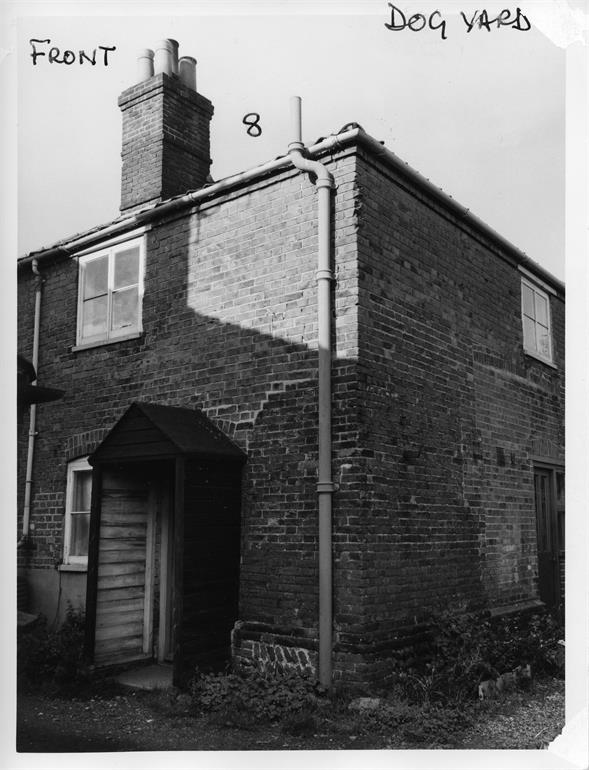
<box><xmin>85</xmin><ymin>402</ymin><xmax>246</xmax><ymax>683</ymax></box>
<box><xmin>150</xmin><ymin>470</ymin><xmax>174</xmax><ymax>663</ymax></box>
<box><xmin>533</xmin><ymin>464</ymin><xmax>564</xmax><ymax>616</ymax></box>
<box><xmin>92</xmin><ymin>462</ymin><xmax>175</xmax><ymax>668</ymax></box>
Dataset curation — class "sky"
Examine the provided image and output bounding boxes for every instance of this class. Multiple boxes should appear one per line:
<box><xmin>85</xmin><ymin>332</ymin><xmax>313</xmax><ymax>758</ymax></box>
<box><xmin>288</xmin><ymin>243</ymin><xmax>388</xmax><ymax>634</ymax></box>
<box><xmin>12</xmin><ymin>2</ymin><xmax>583</xmax><ymax>282</ymax></box>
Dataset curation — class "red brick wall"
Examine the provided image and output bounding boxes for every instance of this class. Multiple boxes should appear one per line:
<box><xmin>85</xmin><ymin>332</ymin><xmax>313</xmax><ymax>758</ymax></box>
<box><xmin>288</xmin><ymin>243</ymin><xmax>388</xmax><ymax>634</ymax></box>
<box><xmin>119</xmin><ymin>73</ymin><xmax>213</xmax><ymax>211</ymax></box>
<box><xmin>345</xmin><ymin>149</ymin><xmax>564</xmax><ymax>678</ymax></box>
<box><xmin>17</xmin><ymin>140</ymin><xmax>564</xmax><ymax>686</ymax></box>
<box><xmin>17</xmin><ymin>153</ymin><xmax>361</xmax><ymax>657</ymax></box>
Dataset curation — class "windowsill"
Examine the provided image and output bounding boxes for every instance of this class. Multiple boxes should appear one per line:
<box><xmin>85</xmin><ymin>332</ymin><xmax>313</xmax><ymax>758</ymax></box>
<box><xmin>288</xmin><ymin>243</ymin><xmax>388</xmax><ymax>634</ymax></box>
<box><xmin>71</xmin><ymin>331</ymin><xmax>143</xmax><ymax>352</ymax></box>
<box><xmin>58</xmin><ymin>563</ymin><xmax>88</xmax><ymax>573</ymax></box>
<box><xmin>524</xmin><ymin>349</ymin><xmax>558</xmax><ymax>370</ymax></box>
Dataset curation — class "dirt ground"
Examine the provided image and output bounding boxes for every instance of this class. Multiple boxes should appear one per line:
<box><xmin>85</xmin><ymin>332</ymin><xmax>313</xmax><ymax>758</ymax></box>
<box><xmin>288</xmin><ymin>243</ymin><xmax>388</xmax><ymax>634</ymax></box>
<box><xmin>15</xmin><ymin>675</ymin><xmax>565</xmax><ymax>754</ymax></box>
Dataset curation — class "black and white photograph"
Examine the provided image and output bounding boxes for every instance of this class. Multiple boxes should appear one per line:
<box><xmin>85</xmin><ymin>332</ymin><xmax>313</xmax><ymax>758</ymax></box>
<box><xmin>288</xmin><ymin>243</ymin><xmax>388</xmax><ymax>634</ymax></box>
<box><xmin>3</xmin><ymin>1</ymin><xmax>588</xmax><ymax>767</ymax></box>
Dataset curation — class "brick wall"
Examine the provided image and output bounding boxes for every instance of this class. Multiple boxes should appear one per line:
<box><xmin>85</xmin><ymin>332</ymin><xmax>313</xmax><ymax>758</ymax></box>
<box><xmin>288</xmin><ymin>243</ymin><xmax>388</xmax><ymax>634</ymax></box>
<box><xmin>344</xmin><ymin>148</ymin><xmax>564</xmax><ymax>681</ymax></box>
<box><xmin>17</xmin><ymin>153</ymin><xmax>362</xmax><ymax>661</ymax></box>
<box><xmin>119</xmin><ymin>73</ymin><xmax>214</xmax><ymax>211</ymax></box>
<box><xmin>17</xmin><ymin>139</ymin><xmax>564</xmax><ymax>686</ymax></box>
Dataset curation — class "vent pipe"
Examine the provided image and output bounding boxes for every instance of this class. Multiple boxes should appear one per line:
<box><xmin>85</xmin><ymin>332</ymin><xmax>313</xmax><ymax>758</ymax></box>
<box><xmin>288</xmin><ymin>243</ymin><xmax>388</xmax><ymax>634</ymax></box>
<box><xmin>137</xmin><ymin>49</ymin><xmax>154</xmax><ymax>82</ymax></box>
<box><xmin>179</xmin><ymin>56</ymin><xmax>197</xmax><ymax>91</ymax></box>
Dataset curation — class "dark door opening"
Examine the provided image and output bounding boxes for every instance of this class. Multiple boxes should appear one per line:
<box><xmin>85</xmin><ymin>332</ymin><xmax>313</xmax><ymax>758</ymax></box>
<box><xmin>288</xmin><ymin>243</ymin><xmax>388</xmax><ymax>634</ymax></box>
<box><xmin>533</xmin><ymin>465</ymin><xmax>564</xmax><ymax>617</ymax></box>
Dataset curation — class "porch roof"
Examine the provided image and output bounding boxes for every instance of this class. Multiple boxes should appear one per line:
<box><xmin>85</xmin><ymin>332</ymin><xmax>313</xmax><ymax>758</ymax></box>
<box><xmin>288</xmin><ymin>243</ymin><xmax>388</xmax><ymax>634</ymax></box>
<box><xmin>89</xmin><ymin>402</ymin><xmax>246</xmax><ymax>464</ymax></box>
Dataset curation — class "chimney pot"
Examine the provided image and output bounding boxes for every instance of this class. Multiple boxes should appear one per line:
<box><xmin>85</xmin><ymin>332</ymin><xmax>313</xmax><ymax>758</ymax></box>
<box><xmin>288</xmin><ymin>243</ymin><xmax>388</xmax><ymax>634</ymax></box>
<box><xmin>136</xmin><ymin>48</ymin><xmax>154</xmax><ymax>82</ymax></box>
<box><xmin>119</xmin><ymin>42</ymin><xmax>214</xmax><ymax>212</ymax></box>
<box><xmin>168</xmin><ymin>39</ymin><xmax>179</xmax><ymax>76</ymax></box>
<box><xmin>179</xmin><ymin>56</ymin><xmax>197</xmax><ymax>91</ymax></box>
<box><xmin>154</xmin><ymin>39</ymin><xmax>174</xmax><ymax>76</ymax></box>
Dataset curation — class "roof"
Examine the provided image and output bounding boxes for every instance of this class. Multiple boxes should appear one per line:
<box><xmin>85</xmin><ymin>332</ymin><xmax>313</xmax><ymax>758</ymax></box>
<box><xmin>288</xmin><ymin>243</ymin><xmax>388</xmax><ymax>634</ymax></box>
<box><xmin>89</xmin><ymin>402</ymin><xmax>246</xmax><ymax>465</ymax></box>
<box><xmin>17</xmin><ymin>127</ymin><xmax>564</xmax><ymax>296</ymax></box>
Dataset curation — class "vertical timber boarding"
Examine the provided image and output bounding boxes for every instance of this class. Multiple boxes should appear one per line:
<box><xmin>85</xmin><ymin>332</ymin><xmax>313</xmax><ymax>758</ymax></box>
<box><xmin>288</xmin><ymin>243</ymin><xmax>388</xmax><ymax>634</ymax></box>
<box><xmin>93</xmin><ymin>468</ymin><xmax>151</xmax><ymax>667</ymax></box>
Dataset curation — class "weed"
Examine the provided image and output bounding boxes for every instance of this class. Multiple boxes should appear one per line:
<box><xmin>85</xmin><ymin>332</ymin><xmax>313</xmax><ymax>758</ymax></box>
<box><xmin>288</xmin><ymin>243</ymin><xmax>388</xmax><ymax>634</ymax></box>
<box><xmin>190</xmin><ymin>668</ymin><xmax>322</xmax><ymax>724</ymax></box>
<box><xmin>390</xmin><ymin>608</ymin><xmax>563</xmax><ymax>705</ymax></box>
<box><xmin>18</xmin><ymin>604</ymin><xmax>89</xmax><ymax>690</ymax></box>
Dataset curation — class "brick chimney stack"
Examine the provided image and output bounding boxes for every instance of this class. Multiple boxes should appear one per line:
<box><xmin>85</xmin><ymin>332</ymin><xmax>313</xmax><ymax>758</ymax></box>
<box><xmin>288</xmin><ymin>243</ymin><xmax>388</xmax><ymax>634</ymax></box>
<box><xmin>118</xmin><ymin>40</ymin><xmax>214</xmax><ymax>213</ymax></box>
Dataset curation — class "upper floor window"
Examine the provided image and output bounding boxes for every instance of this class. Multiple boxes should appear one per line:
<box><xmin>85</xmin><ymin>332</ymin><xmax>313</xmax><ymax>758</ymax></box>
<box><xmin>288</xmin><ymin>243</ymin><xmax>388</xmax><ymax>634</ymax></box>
<box><xmin>64</xmin><ymin>457</ymin><xmax>92</xmax><ymax>567</ymax></box>
<box><xmin>521</xmin><ymin>277</ymin><xmax>553</xmax><ymax>364</ymax></box>
<box><xmin>77</xmin><ymin>237</ymin><xmax>144</xmax><ymax>346</ymax></box>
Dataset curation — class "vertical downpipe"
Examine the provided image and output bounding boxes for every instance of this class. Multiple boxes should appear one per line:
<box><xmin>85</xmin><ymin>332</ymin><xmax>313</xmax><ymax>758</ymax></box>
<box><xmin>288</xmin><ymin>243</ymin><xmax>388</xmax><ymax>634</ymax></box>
<box><xmin>316</xmin><ymin>182</ymin><xmax>333</xmax><ymax>689</ymax></box>
<box><xmin>21</xmin><ymin>259</ymin><xmax>43</xmax><ymax>542</ymax></box>
<box><xmin>288</xmin><ymin>97</ymin><xmax>335</xmax><ymax>688</ymax></box>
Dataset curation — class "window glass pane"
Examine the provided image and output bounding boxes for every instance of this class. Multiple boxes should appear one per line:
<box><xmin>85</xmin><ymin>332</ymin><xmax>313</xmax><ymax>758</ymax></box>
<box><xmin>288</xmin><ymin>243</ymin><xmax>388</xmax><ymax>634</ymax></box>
<box><xmin>114</xmin><ymin>247</ymin><xmax>139</xmax><ymax>289</ymax></box>
<box><xmin>73</xmin><ymin>470</ymin><xmax>92</xmax><ymax>512</ymax></box>
<box><xmin>522</xmin><ymin>283</ymin><xmax>535</xmax><ymax>318</ymax></box>
<box><xmin>523</xmin><ymin>316</ymin><xmax>536</xmax><ymax>351</ymax></box>
<box><xmin>535</xmin><ymin>293</ymin><xmax>548</xmax><ymax>326</ymax></box>
<box><xmin>111</xmin><ymin>287</ymin><xmax>138</xmax><ymax>330</ymax></box>
<box><xmin>82</xmin><ymin>295</ymin><xmax>108</xmax><ymax>338</ymax></box>
<box><xmin>83</xmin><ymin>256</ymin><xmax>108</xmax><ymax>299</ymax></box>
<box><xmin>537</xmin><ymin>325</ymin><xmax>550</xmax><ymax>358</ymax></box>
<box><xmin>70</xmin><ymin>512</ymin><xmax>90</xmax><ymax>557</ymax></box>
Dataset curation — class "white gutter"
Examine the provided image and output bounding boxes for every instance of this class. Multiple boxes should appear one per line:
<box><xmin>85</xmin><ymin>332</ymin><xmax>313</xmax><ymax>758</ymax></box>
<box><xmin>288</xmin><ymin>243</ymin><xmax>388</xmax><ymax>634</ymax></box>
<box><xmin>19</xmin><ymin>258</ymin><xmax>42</xmax><ymax>545</ymax></box>
<box><xmin>18</xmin><ymin>129</ymin><xmax>563</xmax><ymax>296</ymax></box>
<box><xmin>287</xmin><ymin>96</ymin><xmax>335</xmax><ymax>690</ymax></box>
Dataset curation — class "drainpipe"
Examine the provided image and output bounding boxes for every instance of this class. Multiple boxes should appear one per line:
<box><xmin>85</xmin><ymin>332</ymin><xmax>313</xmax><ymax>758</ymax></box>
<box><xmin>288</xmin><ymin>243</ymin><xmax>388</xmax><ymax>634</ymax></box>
<box><xmin>288</xmin><ymin>96</ymin><xmax>335</xmax><ymax>689</ymax></box>
<box><xmin>19</xmin><ymin>259</ymin><xmax>43</xmax><ymax>546</ymax></box>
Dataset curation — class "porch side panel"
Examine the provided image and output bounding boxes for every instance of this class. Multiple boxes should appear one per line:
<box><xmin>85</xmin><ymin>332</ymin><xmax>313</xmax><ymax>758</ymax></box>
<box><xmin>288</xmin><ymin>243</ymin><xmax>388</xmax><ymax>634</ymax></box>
<box><xmin>93</xmin><ymin>468</ymin><xmax>151</xmax><ymax>667</ymax></box>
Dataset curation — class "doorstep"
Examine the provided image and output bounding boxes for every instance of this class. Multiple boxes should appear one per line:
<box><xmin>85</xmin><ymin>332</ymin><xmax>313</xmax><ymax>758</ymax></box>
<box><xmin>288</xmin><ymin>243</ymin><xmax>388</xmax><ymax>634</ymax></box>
<box><xmin>114</xmin><ymin>663</ymin><xmax>173</xmax><ymax>691</ymax></box>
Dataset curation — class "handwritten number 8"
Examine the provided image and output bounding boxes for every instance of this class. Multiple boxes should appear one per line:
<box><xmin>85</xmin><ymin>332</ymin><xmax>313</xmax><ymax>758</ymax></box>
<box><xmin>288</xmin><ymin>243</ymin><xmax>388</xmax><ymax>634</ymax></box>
<box><xmin>243</xmin><ymin>113</ymin><xmax>262</xmax><ymax>137</ymax></box>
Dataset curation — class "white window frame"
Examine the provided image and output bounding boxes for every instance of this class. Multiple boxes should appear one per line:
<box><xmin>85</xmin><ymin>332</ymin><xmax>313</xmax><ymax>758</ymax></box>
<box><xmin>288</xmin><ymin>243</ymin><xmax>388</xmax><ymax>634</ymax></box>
<box><xmin>76</xmin><ymin>235</ymin><xmax>145</xmax><ymax>347</ymax></box>
<box><xmin>521</xmin><ymin>277</ymin><xmax>553</xmax><ymax>364</ymax></box>
<box><xmin>63</xmin><ymin>457</ymin><xmax>92</xmax><ymax>567</ymax></box>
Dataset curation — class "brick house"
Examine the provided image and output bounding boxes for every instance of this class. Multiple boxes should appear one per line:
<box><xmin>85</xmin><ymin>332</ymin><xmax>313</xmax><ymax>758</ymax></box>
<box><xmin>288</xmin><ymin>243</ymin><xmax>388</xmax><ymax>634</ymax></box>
<box><xmin>17</xmin><ymin>40</ymin><xmax>564</xmax><ymax>689</ymax></box>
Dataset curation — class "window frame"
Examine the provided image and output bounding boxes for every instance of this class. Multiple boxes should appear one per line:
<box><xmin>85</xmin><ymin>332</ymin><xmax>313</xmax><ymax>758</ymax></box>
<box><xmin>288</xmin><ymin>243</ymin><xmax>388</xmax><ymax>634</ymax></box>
<box><xmin>63</xmin><ymin>457</ymin><xmax>92</xmax><ymax>567</ymax></box>
<box><xmin>76</xmin><ymin>235</ymin><xmax>145</xmax><ymax>347</ymax></box>
<box><xmin>521</xmin><ymin>276</ymin><xmax>554</xmax><ymax>365</ymax></box>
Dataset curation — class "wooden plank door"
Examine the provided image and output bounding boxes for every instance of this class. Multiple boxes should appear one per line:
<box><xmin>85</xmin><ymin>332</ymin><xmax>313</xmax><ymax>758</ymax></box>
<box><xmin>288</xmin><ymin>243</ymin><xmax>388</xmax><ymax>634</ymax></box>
<box><xmin>534</xmin><ymin>467</ymin><xmax>557</xmax><ymax>609</ymax></box>
<box><xmin>94</xmin><ymin>468</ymin><xmax>154</xmax><ymax>667</ymax></box>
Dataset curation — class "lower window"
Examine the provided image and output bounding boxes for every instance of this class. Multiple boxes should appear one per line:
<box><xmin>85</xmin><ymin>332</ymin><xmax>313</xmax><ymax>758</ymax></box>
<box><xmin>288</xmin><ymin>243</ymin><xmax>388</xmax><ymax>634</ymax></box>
<box><xmin>64</xmin><ymin>457</ymin><xmax>92</xmax><ymax>566</ymax></box>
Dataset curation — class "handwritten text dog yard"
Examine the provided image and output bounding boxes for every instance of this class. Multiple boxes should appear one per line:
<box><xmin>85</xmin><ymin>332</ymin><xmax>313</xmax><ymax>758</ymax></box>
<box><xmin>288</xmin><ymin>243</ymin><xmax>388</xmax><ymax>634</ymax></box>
<box><xmin>384</xmin><ymin>5</ymin><xmax>531</xmax><ymax>40</ymax></box>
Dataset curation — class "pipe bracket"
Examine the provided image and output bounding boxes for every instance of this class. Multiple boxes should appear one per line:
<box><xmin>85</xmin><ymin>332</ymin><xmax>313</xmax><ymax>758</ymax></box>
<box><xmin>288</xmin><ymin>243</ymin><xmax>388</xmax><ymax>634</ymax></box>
<box><xmin>316</xmin><ymin>268</ymin><xmax>334</xmax><ymax>282</ymax></box>
<box><xmin>317</xmin><ymin>481</ymin><xmax>336</xmax><ymax>494</ymax></box>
